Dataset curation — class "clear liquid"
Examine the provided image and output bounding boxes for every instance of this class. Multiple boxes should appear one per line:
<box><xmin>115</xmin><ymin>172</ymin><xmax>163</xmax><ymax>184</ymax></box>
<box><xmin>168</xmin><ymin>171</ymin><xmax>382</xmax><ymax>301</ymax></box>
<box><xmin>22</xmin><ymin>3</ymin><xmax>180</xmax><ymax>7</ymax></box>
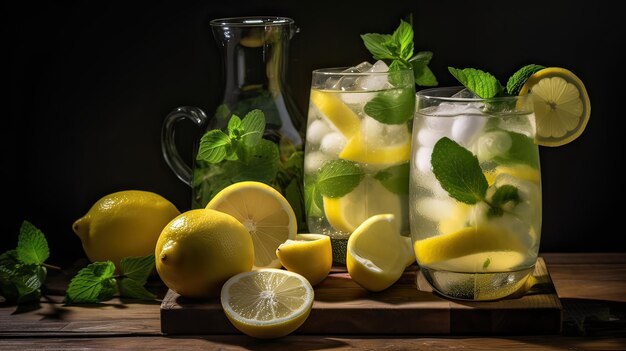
<box><xmin>410</xmin><ymin>110</ymin><xmax>541</xmax><ymax>299</ymax></box>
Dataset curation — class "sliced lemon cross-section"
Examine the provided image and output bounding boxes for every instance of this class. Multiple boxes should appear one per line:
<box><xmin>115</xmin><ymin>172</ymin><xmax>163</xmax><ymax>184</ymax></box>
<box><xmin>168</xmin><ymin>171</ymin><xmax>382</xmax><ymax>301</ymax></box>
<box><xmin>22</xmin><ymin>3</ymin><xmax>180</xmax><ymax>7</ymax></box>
<box><xmin>220</xmin><ymin>269</ymin><xmax>314</xmax><ymax>339</ymax></box>
<box><xmin>519</xmin><ymin>67</ymin><xmax>591</xmax><ymax>147</ymax></box>
<box><xmin>207</xmin><ymin>181</ymin><xmax>297</xmax><ymax>269</ymax></box>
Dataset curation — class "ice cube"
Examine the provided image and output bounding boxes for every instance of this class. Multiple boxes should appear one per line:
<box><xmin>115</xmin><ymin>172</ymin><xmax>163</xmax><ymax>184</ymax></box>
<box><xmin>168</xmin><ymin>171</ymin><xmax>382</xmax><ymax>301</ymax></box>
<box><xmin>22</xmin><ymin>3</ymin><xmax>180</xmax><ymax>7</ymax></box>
<box><xmin>326</xmin><ymin>62</ymin><xmax>372</xmax><ymax>90</ymax></box>
<box><xmin>319</xmin><ymin>132</ymin><xmax>347</xmax><ymax>156</ymax></box>
<box><xmin>416</xmin><ymin>128</ymin><xmax>446</xmax><ymax>148</ymax></box>
<box><xmin>451</xmin><ymin>115</ymin><xmax>487</xmax><ymax>146</ymax></box>
<box><xmin>451</xmin><ymin>88</ymin><xmax>478</xmax><ymax>98</ymax></box>
<box><xmin>414</xmin><ymin>147</ymin><xmax>433</xmax><ymax>173</ymax></box>
<box><xmin>340</xmin><ymin>91</ymin><xmax>377</xmax><ymax>105</ymax></box>
<box><xmin>369</xmin><ymin>60</ymin><xmax>389</xmax><ymax>73</ymax></box>
<box><xmin>306</xmin><ymin>119</ymin><xmax>332</xmax><ymax>145</ymax></box>
<box><xmin>356</xmin><ymin>60</ymin><xmax>390</xmax><ymax>91</ymax></box>
<box><xmin>355</xmin><ymin>61</ymin><xmax>373</xmax><ymax>72</ymax></box>
<box><xmin>362</xmin><ymin>116</ymin><xmax>410</xmax><ymax>146</ymax></box>
<box><xmin>476</xmin><ymin>130</ymin><xmax>513</xmax><ymax>161</ymax></box>
<box><xmin>416</xmin><ymin>197</ymin><xmax>455</xmax><ymax>222</ymax></box>
<box><xmin>304</xmin><ymin>151</ymin><xmax>331</xmax><ymax>173</ymax></box>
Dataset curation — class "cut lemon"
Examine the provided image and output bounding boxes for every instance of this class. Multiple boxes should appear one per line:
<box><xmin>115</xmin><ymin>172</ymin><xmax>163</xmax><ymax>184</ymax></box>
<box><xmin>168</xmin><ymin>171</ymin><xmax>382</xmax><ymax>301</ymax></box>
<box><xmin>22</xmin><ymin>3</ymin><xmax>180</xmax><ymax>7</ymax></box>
<box><xmin>220</xmin><ymin>269</ymin><xmax>314</xmax><ymax>339</ymax></box>
<box><xmin>207</xmin><ymin>181</ymin><xmax>297</xmax><ymax>269</ymax></box>
<box><xmin>339</xmin><ymin>132</ymin><xmax>411</xmax><ymax>165</ymax></box>
<box><xmin>310</xmin><ymin>89</ymin><xmax>360</xmax><ymax>138</ymax></box>
<box><xmin>276</xmin><ymin>234</ymin><xmax>332</xmax><ymax>286</ymax></box>
<box><xmin>493</xmin><ymin>164</ymin><xmax>541</xmax><ymax>185</ymax></box>
<box><xmin>519</xmin><ymin>67</ymin><xmax>590</xmax><ymax>147</ymax></box>
<box><xmin>323</xmin><ymin>177</ymin><xmax>405</xmax><ymax>234</ymax></box>
<box><xmin>346</xmin><ymin>214</ymin><xmax>407</xmax><ymax>292</ymax></box>
<box><xmin>414</xmin><ymin>226</ymin><xmax>527</xmax><ymax>267</ymax></box>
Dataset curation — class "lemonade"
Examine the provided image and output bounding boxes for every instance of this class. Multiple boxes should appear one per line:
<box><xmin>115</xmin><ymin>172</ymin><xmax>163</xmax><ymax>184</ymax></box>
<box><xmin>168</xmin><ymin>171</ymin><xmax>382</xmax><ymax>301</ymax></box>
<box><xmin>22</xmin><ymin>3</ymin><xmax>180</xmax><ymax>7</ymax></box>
<box><xmin>303</xmin><ymin>64</ymin><xmax>416</xmax><ymax>263</ymax></box>
<box><xmin>410</xmin><ymin>87</ymin><xmax>542</xmax><ymax>300</ymax></box>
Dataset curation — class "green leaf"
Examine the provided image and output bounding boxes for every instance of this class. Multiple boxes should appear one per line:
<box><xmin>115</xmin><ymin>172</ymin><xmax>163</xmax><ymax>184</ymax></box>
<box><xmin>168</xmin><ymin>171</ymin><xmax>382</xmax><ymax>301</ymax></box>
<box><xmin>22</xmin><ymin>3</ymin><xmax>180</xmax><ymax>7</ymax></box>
<box><xmin>285</xmin><ymin>179</ymin><xmax>305</xmax><ymax>229</ymax></box>
<box><xmin>392</xmin><ymin>20</ymin><xmax>414</xmax><ymax>60</ymax></box>
<box><xmin>214</xmin><ymin>104</ymin><xmax>231</xmax><ymax>121</ymax></box>
<box><xmin>410</xmin><ymin>52</ymin><xmax>438</xmax><ymax>86</ymax></box>
<box><xmin>118</xmin><ymin>278</ymin><xmax>156</xmax><ymax>301</ymax></box>
<box><xmin>364</xmin><ymin>87</ymin><xmax>416</xmax><ymax>125</ymax></box>
<box><xmin>16</xmin><ymin>221</ymin><xmax>49</xmax><ymax>265</ymax></box>
<box><xmin>491</xmin><ymin>184</ymin><xmax>521</xmax><ymax>206</ymax></box>
<box><xmin>240</xmin><ymin>109</ymin><xmax>265</xmax><ymax>147</ymax></box>
<box><xmin>196</xmin><ymin>130</ymin><xmax>232</xmax><ymax>163</ymax></box>
<box><xmin>120</xmin><ymin>255</ymin><xmax>154</xmax><ymax>284</ymax></box>
<box><xmin>227</xmin><ymin>115</ymin><xmax>242</xmax><ymax>137</ymax></box>
<box><xmin>230</xmin><ymin>139</ymin><xmax>279</xmax><ymax>183</ymax></box>
<box><xmin>304</xmin><ymin>179</ymin><xmax>323</xmax><ymax>218</ymax></box>
<box><xmin>448</xmin><ymin>67</ymin><xmax>502</xmax><ymax>99</ymax></box>
<box><xmin>431</xmin><ymin>137</ymin><xmax>488</xmax><ymax>204</ymax></box>
<box><xmin>66</xmin><ymin>261</ymin><xmax>116</xmax><ymax>304</ymax></box>
<box><xmin>284</xmin><ymin>151</ymin><xmax>304</xmax><ymax>172</ymax></box>
<box><xmin>316</xmin><ymin>159</ymin><xmax>364</xmax><ymax>198</ymax></box>
<box><xmin>374</xmin><ymin>163</ymin><xmax>409</xmax><ymax>195</ymax></box>
<box><xmin>506</xmin><ymin>64</ymin><xmax>545</xmax><ymax>95</ymax></box>
<box><xmin>360</xmin><ymin>33</ymin><xmax>396</xmax><ymax>61</ymax></box>
<box><xmin>13</xmin><ymin>265</ymin><xmax>46</xmax><ymax>303</ymax></box>
<box><xmin>493</xmin><ymin>131</ymin><xmax>540</xmax><ymax>169</ymax></box>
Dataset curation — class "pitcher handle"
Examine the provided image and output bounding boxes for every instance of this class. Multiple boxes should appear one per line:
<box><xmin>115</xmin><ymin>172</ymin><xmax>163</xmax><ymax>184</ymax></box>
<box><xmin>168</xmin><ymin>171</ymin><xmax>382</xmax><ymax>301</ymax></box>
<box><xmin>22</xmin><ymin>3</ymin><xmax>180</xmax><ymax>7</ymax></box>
<box><xmin>161</xmin><ymin>106</ymin><xmax>208</xmax><ymax>186</ymax></box>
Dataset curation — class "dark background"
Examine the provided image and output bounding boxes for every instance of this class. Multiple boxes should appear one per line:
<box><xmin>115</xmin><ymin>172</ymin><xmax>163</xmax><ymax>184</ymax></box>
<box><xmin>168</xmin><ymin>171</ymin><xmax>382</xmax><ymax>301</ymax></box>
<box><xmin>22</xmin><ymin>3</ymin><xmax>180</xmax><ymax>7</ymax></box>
<box><xmin>7</xmin><ymin>1</ymin><xmax>623</xmax><ymax>265</ymax></box>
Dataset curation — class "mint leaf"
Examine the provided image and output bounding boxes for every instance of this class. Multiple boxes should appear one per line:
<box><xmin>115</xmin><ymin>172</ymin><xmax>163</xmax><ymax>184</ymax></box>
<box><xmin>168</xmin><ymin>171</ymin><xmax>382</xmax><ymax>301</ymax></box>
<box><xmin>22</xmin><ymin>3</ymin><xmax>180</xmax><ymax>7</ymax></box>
<box><xmin>230</xmin><ymin>139</ymin><xmax>279</xmax><ymax>183</ymax></box>
<box><xmin>392</xmin><ymin>20</ymin><xmax>414</xmax><ymax>60</ymax></box>
<box><xmin>448</xmin><ymin>67</ymin><xmax>502</xmax><ymax>99</ymax></box>
<box><xmin>118</xmin><ymin>278</ymin><xmax>156</xmax><ymax>301</ymax></box>
<box><xmin>16</xmin><ymin>221</ymin><xmax>49</xmax><ymax>265</ymax></box>
<box><xmin>493</xmin><ymin>131</ymin><xmax>540</xmax><ymax>169</ymax></box>
<box><xmin>506</xmin><ymin>64</ymin><xmax>545</xmax><ymax>95</ymax></box>
<box><xmin>410</xmin><ymin>52</ymin><xmax>438</xmax><ymax>86</ymax></box>
<box><xmin>304</xmin><ymin>181</ymin><xmax>323</xmax><ymax>218</ymax></box>
<box><xmin>361</xmin><ymin>33</ymin><xmax>396</xmax><ymax>61</ymax></box>
<box><xmin>364</xmin><ymin>87</ymin><xmax>416</xmax><ymax>125</ymax></box>
<box><xmin>197</xmin><ymin>130</ymin><xmax>232</xmax><ymax>163</ymax></box>
<box><xmin>120</xmin><ymin>255</ymin><xmax>154</xmax><ymax>284</ymax></box>
<box><xmin>374</xmin><ymin>163</ymin><xmax>409</xmax><ymax>195</ymax></box>
<box><xmin>491</xmin><ymin>184</ymin><xmax>521</xmax><ymax>206</ymax></box>
<box><xmin>431</xmin><ymin>137</ymin><xmax>488</xmax><ymax>204</ymax></box>
<box><xmin>13</xmin><ymin>265</ymin><xmax>46</xmax><ymax>303</ymax></box>
<box><xmin>240</xmin><ymin>109</ymin><xmax>265</xmax><ymax>147</ymax></box>
<box><xmin>66</xmin><ymin>261</ymin><xmax>116</xmax><ymax>304</ymax></box>
<box><xmin>227</xmin><ymin>115</ymin><xmax>242</xmax><ymax>137</ymax></box>
<box><xmin>316</xmin><ymin>159</ymin><xmax>364</xmax><ymax>198</ymax></box>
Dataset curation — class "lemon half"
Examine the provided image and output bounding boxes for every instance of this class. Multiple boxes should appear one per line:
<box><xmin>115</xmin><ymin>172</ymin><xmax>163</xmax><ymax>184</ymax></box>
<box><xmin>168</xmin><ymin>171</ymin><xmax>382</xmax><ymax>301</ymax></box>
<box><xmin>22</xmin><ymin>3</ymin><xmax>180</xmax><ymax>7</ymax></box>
<box><xmin>221</xmin><ymin>269</ymin><xmax>314</xmax><ymax>339</ymax></box>
<box><xmin>519</xmin><ymin>67</ymin><xmax>590</xmax><ymax>147</ymax></box>
<box><xmin>276</xmin><ymin>234</ymin><xmax>332</xmax><ymax>286</ymax></box>
<box><xmin>207</xmin><ymin>181</ymin><xmax>297</xmax><ymax>269</ymax></box>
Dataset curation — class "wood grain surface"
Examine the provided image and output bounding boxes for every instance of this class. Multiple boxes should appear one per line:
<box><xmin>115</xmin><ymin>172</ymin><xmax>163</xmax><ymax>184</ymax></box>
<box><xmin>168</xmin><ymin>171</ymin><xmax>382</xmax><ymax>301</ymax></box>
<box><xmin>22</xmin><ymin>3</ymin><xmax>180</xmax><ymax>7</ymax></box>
<box><xmin>1</xmin><ymin>253</ymin><xmax>625</xmax><ymax>350</ymax></box>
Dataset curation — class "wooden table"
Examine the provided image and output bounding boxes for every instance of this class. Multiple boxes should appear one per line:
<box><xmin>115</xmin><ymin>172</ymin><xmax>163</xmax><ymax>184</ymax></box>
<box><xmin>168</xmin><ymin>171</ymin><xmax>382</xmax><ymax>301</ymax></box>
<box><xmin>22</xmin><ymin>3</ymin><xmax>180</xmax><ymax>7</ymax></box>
<box><xmin>1</xmin><ymin>253</ymin><xmax>625</xmax><ymax>350</ymax></box>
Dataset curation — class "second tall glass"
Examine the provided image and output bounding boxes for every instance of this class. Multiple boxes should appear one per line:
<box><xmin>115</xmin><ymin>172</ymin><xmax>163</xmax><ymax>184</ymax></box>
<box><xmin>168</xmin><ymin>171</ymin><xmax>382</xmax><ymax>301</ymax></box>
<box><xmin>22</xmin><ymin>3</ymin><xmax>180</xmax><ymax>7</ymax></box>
<box><xmin>303</xmin><ymin>66</ymin><xmax>415</xmax><ymax>264</ymax></box>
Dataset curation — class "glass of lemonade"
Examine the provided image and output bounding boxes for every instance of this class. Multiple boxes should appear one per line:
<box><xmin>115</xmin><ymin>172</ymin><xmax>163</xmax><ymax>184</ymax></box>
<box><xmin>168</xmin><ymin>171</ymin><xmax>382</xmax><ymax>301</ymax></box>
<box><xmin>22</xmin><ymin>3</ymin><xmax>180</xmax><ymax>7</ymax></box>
<box><xmin>304</xmin><ymin>63</ymin><xmax>415</xmax><ymax>264</ymax></box>
<box><xmin>410</xmin><ymin>87</ymin><xmax>541</xmax><ymax>300</ymax></box>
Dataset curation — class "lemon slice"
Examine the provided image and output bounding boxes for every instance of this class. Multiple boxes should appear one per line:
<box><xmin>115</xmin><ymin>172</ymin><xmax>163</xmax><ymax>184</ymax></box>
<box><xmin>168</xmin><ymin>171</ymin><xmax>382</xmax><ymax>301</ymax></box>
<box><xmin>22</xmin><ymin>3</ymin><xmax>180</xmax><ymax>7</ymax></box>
<box><xmin>310</xmin><ymin>89</ymin><xmax>360</xmax><ymax>138</ymax></box>
<box><xmin>346</xmin><ymin>214</ymin><xmax>407</xmax><ymax>292</ymax></box>
<box><xmin>207</xmin><ymin>181</ymin><xmax>297</xmax><ymax>269</ymax></box>
<box><xmin>414</xmin><ymin>226</ymin><xmax>527</xmax><ymax>267</ymax></box>
<box><xmin>221</xmin><ymin>269</ymin><xmax>314</xmax><ymax>339</ymax></box>
<box><xmin>323</xmin><ymin>177</ymin><xmax>405</xmax><ymax>234</ymax></box>
<box><xmin>276</xmin><ymin>234</ymin><xmax>332</xmax><ymax>286</ymax></box>
<box><xmin>519</xmin><ymin>67</ymin><xmax>591</xmax><ymax>147</ymax></box>
<box><xmin>339</xmin><ymin>132</ymin><xmax>411</xmax><ymax>165</ymax></box>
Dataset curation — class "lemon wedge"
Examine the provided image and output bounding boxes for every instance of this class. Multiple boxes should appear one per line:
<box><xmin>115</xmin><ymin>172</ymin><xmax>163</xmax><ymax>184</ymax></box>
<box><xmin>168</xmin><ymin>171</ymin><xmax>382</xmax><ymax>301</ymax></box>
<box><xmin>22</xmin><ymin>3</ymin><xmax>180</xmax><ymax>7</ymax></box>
<box><xmin>519</xmin><ymin>67</ymin><xmax>590</xmax><ymax>147</ymax></box>
<box><xmin>414</xmin><ymin>226</ymin><xmax>527</xmax><ymax>268</ymax></box>
<box><xmin>310</xmin><ymin>89</ymin><xmax>361</xmax><ymax>138</ymax></box>
<box><xmin>339</xmin><ymin>132</ymin><xmax>411</xmax><ymax>165</ymax></box>
<box><xmin>221</xmin><ymin>269</ymin><xmax>314</xmax><ymax>339</ymax></box>
<box><xmin>346</xmin><ymin>214</ymin><xmax>407</xmax><ymax>292</ymax></box>
<box><xmin>276</xmin><ymin>234</ymin><xmax>332</xmax><ymax>286</ymax></box>
<box><xmin>323</xmin><ymin>177</ymin><xmax>406</xmax><ymax>234</ymax></box>
<box><xmin>207</xmin><ymin>181</ymin><xmax>297</xmax><ymax>269</ymax></box>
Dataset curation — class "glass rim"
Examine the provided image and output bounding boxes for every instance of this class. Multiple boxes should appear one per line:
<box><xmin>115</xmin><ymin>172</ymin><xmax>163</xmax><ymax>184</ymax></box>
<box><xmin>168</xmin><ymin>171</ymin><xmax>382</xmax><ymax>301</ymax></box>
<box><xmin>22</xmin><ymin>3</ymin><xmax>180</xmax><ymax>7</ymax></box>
<box><xmin>209</xmin><ymin>16</ymin><xmax>294</xmax><ymax>27</ymax></box>
<box><xmin>312</xmin><ymin>67</ymin><xmax>413</xmax><ymax>76</ymax></box>
<box><xmin>417</xmin><ymin>86</ymin><xmax>529</xmax><ymax>102</ymax></box>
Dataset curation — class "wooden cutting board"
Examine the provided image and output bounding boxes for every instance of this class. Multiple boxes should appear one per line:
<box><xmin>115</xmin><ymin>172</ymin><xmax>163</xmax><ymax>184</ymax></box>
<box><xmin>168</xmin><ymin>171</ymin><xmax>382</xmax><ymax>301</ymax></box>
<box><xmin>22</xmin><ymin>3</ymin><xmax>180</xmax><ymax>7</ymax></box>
<box><xmin>160</xmin><ymin>257</ymin><xmax>561</xmax><ymax>335</ymax></box>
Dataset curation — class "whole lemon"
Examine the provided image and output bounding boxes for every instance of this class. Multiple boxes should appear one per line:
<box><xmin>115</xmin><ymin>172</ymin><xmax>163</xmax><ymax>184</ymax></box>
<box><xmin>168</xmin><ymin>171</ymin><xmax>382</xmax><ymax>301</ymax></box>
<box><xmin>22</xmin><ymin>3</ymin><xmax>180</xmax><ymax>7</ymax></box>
<box><xmin>72</xmin><ymin>190</ymin><xmax>180</xmax><ymax>268</ymax></box>
<box><xmin>155</xmin><ymin>209</ymin><xmax>254</xmax><ymax>298</ymax></box>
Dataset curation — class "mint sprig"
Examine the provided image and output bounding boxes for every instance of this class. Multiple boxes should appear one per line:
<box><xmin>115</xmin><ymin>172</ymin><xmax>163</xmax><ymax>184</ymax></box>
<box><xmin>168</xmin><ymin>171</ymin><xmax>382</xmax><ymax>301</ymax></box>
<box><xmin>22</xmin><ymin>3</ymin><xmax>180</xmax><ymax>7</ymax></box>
<box><xmin>16</xmin><ymin>221</ymin><xmax>49</xmax><ymax>265</ymax></box>
<box><xmin>506</xmin><ymin>64</ymin><xmax>545</xmax><ymax>95</ymax></box>
<box><xmin>316</xmin><ymin>159</ymin><xmax>364</xmax><ymax>198</ymax></box>
<box><xmin>448</xmin><ymin>63</ymin><xmax>546</xmax><ymax>98</ymax></box>
<box><xmin>361</xmin><ymin>17</ymin><xmax>438</xmax><ymax>87</ymax></box>
<box><xmin>431</xmin><ymin>137</ymin><xmax>523</xmax><ymax>219</ymax></box>
<box><xmin>363</xmin><ymin>87</ymin><xmax>415</xmax><ymax>125</ymax></box>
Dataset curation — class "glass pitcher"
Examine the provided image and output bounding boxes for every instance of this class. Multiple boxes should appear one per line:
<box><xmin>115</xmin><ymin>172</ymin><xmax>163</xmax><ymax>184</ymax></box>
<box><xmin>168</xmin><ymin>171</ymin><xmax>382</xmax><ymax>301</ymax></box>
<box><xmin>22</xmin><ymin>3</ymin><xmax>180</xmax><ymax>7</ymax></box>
<box><xmin>161</xmin><ymin>16</ymin><xmax>306</xmax><ymax>228</ymax></box>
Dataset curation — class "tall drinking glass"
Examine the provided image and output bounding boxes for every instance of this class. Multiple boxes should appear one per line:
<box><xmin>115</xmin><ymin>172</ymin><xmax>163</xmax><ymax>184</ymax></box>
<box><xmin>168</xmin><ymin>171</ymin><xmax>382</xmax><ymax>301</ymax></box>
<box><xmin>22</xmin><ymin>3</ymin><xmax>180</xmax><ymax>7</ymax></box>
<box><xmin>304</xmin><ymin>66</ymin><xmax>415</xmax><ymax>264</ymax></box>
<box><xmin>410</xmin><ymin>87</ymin><xmax>541</xmax><ymax>300</ymax></box>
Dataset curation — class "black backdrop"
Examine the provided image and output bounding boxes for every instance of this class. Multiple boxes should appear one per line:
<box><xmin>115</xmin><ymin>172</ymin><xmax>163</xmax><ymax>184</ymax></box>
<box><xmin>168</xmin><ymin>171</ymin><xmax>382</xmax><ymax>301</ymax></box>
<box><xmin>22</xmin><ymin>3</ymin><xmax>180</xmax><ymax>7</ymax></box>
<box><xmin>7</xmin><ymin>0</ymin><xmax>623</xmax><ymax>264</ymax></box>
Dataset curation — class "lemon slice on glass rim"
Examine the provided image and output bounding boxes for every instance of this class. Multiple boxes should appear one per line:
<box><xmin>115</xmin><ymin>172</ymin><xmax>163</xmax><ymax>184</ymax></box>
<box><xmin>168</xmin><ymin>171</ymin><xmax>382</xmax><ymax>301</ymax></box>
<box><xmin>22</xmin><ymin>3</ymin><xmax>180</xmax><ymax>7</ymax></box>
<box><xmin>519</xmin><ymin>67</ymin><xmax>591</xmax><ymax>147</ymax></box>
